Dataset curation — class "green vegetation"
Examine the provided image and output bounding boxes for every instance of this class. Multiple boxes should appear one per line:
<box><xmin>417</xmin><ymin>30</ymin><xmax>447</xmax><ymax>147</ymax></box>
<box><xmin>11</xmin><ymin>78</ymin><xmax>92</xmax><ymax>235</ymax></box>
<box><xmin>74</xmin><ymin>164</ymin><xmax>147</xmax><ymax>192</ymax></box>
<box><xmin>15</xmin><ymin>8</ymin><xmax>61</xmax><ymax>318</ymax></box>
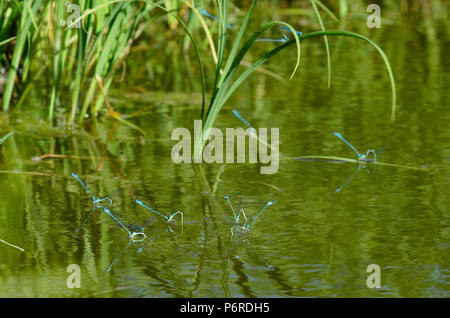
<box><xmin>1</xmin><ymin>1</ymin><xmax>400</xmax><ymax>129</ymax></box>
<box><xmin>0</xmin><ymin>0</ymin><xmax>204</xmax><ymax>126</ymax></box>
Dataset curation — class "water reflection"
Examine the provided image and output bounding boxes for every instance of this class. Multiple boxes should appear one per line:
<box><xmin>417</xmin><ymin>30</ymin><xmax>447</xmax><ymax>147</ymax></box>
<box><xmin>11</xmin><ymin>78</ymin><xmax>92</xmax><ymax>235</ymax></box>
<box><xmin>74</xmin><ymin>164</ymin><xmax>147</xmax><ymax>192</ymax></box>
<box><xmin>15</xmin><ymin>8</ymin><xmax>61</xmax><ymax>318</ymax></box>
<box><xmin>335</xmin><ymin>164</ymin><xmax>371</xmax><ymax>193</ymax></box>
<box><xmin>223</xmin><ymin>195</ymin><xmax>275</xmax><ymax>237</ymax></box>
<box><xmin>0</xmin><ymin>24</ymin><xmax>448</xmax><ymax>297</ymax></box>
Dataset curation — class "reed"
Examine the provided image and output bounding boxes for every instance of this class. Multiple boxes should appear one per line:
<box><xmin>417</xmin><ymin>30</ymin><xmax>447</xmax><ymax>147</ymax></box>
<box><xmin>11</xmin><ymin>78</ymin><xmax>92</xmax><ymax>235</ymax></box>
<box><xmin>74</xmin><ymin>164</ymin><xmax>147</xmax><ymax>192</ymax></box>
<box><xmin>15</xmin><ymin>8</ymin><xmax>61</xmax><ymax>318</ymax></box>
<box><xmin>0</xmin><ymin>0</ymin><xmax>206</xmax><ymax>127</ymax></box>
<box><xmin>1</xmin><ymin>0</ymin><xmax>445</xmax><ymax>128</ymax></box>
<box><xmin>1</xmin><ymin>0</ymin><xmax>44</xmax><ymax>111</ymax></box>
<box><xmin>192</xmin><ymin>0</ymin><xmax>397</xmax><ymax>160</ymax></box>
<box><xmin>192</xmin><ymin>0</ymin><xmax>301</xmax><ymax>159</ymax></box>
<box><xmin>295</xmin><ymin>155</ymin><xmax>430</xmax><ymax>172</ymax></box>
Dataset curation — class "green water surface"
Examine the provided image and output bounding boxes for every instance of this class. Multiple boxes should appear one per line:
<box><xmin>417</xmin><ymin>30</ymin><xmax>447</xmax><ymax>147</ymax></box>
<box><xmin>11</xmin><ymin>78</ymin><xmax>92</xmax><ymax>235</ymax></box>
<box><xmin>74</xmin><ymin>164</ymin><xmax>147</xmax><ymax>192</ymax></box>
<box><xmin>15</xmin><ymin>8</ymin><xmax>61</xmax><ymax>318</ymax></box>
<box><xmin>0</xmin><ymin>22</ymin><xmax>449</xmax><ymax>297</ymax></box>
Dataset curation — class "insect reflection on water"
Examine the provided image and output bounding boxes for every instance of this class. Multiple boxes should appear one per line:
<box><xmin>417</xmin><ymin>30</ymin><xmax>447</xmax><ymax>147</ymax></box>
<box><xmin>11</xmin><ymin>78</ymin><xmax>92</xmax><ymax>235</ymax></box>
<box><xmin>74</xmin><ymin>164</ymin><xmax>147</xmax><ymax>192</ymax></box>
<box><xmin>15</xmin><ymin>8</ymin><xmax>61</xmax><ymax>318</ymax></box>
<box><xmin>222</xmin><ymin>195</ymin><xmax>278</xmax><ymax>270</ymax></box>
<box><xmin>223</xmin><ymin>195</ymin><xmax>275</xmax><ymax>238</ymax></box>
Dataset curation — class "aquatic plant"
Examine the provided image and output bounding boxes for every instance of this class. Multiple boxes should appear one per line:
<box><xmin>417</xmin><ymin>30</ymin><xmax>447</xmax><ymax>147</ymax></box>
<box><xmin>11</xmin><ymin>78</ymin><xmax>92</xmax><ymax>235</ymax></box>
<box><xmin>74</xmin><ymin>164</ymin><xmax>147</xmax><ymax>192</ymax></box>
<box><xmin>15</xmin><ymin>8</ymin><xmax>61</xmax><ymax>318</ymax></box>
<box><xmin>0</xmin><ymin>0</ymin><xmax>206</xmax><ymax>128</ymax></box>
<box><xmin>192</xmin><ymin>0</ymin><xmax>397</xmax><ymax>160</ymax></box>
<box><xmin>1</xmin><ymin>0</ymin><xmax>43</xmax><ymax>111</ymax></box>
<box><xmin>1</xmin><ymin>0</ymin><xmax>398</xmax><ymax>133</ymax></box>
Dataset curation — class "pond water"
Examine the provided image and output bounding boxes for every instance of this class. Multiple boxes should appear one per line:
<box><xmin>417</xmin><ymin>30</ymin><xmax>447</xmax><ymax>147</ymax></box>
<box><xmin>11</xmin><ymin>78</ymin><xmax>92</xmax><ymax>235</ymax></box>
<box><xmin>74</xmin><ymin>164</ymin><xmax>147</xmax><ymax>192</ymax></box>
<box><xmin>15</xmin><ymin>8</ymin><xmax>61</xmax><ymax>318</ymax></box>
<box><xmin>0</xmin><ymin>24</ymin><xmax>448</xmax><ymax>297</ymax></box>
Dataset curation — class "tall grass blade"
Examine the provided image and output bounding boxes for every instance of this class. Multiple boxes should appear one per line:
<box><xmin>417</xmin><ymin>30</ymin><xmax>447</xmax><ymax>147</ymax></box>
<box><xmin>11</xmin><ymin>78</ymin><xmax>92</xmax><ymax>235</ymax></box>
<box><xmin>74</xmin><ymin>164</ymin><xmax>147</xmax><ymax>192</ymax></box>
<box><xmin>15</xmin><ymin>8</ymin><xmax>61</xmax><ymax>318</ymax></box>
<box><xmin>315</xmin><ymin>0</ymin><xmax>339</xmax><ymax>23</ymax></box>
<box><xmin>2</xmin><ymin>0</ymin><xmax>43</xmax><ymax>111</ymax></box>
<box><xmin>311</xmin><ymin>0</ymin><xmax>331</xmax><ymax>88</ymax></box>
<box><xmin>49</xmin><ymin>0</ymin><xmax>66</xmax><ymax>121</ymax></box>
<box><xmin>296</xmin><ymin>155</ymin><xmax>428</xmax><ymax>171</ymax></box>
<box><xmin>195</xmin><ymin>28</ymin><xmax>396</xmax><ymax>158</ymax></box>
<box><xmin>0</xmin><ymin>131</ymin><xmax>13</xmax><ymax>145</ymax></box>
